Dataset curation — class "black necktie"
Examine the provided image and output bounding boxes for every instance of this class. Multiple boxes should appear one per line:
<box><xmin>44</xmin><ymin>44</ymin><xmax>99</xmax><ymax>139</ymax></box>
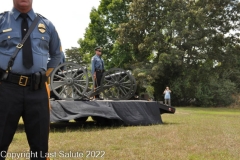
<box><xmin>20</xmin><ymin>13</ymin><xmax>33</xmax><ymax>69</ymax></box>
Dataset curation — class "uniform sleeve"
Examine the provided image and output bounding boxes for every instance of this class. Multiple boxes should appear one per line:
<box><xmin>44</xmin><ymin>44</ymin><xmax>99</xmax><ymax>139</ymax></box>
<box><xmin>47</xmin><ymin>22</ymin><xmax>62</xmax><ymax>68</ymax></box>
<box><xmin>91</xmin><ymin>57</ymin><xmax>95</xmax><ymax>75</ymax></box>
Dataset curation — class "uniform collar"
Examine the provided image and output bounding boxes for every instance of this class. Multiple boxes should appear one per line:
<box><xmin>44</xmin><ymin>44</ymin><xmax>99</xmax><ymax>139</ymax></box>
<box><xmin>11</xmin><ymin>8</ymin><xmax>36</xmax><ymax>21</ymax></box>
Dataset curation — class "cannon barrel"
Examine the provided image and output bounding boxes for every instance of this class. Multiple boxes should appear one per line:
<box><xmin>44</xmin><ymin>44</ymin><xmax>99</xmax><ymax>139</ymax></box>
<box><xmin>104</xmin><ymin>71</ymin><xmax>128</xmax><ymax>80</ymax></box>
<box><xmin>57</xmin><ymin>68</ymin><xmax>85</xmax><ymax>76</ymax></box>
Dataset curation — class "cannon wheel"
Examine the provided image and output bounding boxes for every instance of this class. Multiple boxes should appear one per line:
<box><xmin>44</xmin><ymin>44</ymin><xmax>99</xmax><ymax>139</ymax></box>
<box><xmin>100</xmin><ymin>68</ymin><xmax>136</xmax><ymax>100</ymax></box>
<box><xmin>84</xmin><ymin>70</ymin><xmax>95</xmax><ymax>99</ymax></box>
<box><xmin>50</xmin><ymin>62</ymin><xmax>89</xmax><ymax>100</ymax></box>
<box><xmin>126</xmin><ymin>70</ymin><xmax>137</xmax><ymax>99</ymax></box>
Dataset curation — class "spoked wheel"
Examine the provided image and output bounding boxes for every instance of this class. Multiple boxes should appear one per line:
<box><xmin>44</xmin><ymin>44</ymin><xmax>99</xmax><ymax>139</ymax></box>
<box><xmin>84</xmin><ymin>70</ymin><xmax>95</xmax><ymax>99</ymax></box>
<box><xmin>100</xmin><ymin>68</ymin><xmax>135</xmax><ymax>100</ymax></box>
<box><xmin>126</xmin><ymin>70</ymin><xmax>137</xmax><ymax>100</ymax></box>
<box><xmin>50</xmin><ymin>62</ymin><xmax>89</xmax><ymax>100</ymax></box>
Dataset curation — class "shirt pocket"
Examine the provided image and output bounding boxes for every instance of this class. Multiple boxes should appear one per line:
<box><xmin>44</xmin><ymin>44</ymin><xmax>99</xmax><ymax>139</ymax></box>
<box><xmin>0</xmin><ymin>32</ymin><xmax>21</xmax><ymax>55</ymax></box>
<box><xmin>96</xmin><ymin>59</ymin><xmax>102</xmax><ymax>67</ymax></box>
<box><xmin>32</xmin><ymin>33</ymin><xmax>50</xmax><ymax>55</ymax></box>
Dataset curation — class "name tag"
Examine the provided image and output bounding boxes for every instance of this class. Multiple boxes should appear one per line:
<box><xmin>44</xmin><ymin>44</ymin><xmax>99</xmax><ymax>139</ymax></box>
<box><xmin>3</xmin><ymin>28</ymin><xmax>12</xmax><ymax>33</ymax></box>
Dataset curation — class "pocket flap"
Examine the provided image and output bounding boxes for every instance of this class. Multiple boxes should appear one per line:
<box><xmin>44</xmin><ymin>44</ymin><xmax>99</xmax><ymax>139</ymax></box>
<box><xmin>0</xmin><ymin>32</ymin><xmax>20</xmax><ymax>43</ymax></box>
<box><xmin>32</xmin><ymin>33</ymin><xmax>50</xmax><ymax>42</ymax></box>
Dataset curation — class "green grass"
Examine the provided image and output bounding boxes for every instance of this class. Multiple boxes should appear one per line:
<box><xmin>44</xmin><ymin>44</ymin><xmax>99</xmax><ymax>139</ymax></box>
<box><xmin>5</xmin><ymin>107</ymin><xmax>240</xmax><ymax>160</ymax></box>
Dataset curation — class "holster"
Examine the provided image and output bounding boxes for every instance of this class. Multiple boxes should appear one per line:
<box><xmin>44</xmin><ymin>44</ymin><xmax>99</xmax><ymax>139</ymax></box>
<box><xmin>0</xmin><ymin>69</ymin><xmax>8</xmax><ymax>81</ymax></box>
<box><xmin>0</xmin><ymin>70</ymin><xmax>3</xmax><ymax>80</ymax></box>
<box><xmin>39</xmin><ymin>71</ymin><xmax>47</xmax><ymax>89</ymax></box>
<box><xmin>31</xmin><ymin>72</ymin><xmax>40</xmax><ymax>90</ymax></box>
<box><xmin>30</xmin><ymin>71</ymin><xmax>47</xmax><ymax>91</ymax></box>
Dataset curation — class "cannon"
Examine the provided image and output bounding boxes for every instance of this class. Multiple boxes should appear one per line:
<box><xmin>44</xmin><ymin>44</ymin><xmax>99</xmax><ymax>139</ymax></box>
<box><xmin>48</xmin><ymin>62</ymin><xmax>175</xmax><ymax>125</ymax></box>
<box><xmin>50</xmin><ymin>62</ymin><xmax>137</xmax><ymax>100</ymax></box>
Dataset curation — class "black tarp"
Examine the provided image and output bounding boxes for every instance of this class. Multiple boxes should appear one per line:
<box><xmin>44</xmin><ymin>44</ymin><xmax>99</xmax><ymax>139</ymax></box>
<box><xmin>50</xmin><ymin>100</ymin><xmax>163</xmax><ymax>125</ymax></box>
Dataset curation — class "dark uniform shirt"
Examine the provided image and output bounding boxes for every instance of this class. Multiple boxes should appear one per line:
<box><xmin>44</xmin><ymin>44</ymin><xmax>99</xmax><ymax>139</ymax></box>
<box><xmin>91</xmin><ymin>54</ymin><xmax>104</xmax><ymax>74</ymax></box>
<box><xmin>0</xmin><ymin>8</ymin><xmax>62</xmax><ymax>75</ymax></box>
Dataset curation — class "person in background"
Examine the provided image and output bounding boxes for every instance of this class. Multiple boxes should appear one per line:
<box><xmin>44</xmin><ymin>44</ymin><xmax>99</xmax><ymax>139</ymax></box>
<box><xmin>163</xmin><ymin>86</ymin><xmax>171</xmax><ymax>106</ymax></box>
<box><xmin>91</xmin><ymin>46</ymin><xmax>104</xmax><ymax>100</ymax></box>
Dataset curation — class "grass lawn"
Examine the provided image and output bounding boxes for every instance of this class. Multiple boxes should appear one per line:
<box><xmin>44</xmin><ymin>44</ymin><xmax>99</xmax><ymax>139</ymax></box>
<box><xmin>5</xmin><ymin>107</ymin><xmax>240</xmax><ymax>160</ymax></box>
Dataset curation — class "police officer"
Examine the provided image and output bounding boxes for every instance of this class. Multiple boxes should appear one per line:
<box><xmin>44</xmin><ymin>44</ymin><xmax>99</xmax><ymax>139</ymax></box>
<box><xmin>91</xmin><ymin>46</ymin><xmax>104</xmax><ymax>100</ymax></box>
<box><xmin>0</xmin><ymin>0</ymin><xmax>62</xmax><ymax>160</ymax></box>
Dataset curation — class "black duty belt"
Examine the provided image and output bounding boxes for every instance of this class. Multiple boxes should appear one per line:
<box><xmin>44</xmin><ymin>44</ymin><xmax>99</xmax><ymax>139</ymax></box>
<box><xmin>1</xmin><ymin>72</ymin><xmax>31</xmax><ymax>86</ymax></box>
<box><xmin>95</xmin><ymin>69</ymin><xmax>104</xmax><ymax>72</ymax></box>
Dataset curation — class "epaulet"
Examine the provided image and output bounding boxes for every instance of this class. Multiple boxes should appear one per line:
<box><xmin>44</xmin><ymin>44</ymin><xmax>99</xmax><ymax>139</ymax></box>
<box><xmin>36</xmin><ymin>13</ymin><xmax>47</xmax><ymax>19</ymax></box>
<box><xmin>0</xmin><ymin>11</ymin><xmax>8</xmax><ymax>16</ymax></box>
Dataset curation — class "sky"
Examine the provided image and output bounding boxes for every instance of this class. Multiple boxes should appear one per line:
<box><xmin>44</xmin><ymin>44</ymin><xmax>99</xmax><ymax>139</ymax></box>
<box><xmin>0</xmin><ymin>0</ymin><xmax>101</xmax><ymax>51</ymax></box>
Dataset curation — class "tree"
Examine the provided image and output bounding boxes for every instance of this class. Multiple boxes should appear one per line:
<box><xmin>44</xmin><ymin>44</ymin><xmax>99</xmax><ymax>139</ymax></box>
<box><xmin>65</xmin><ymin>47</ymin><xmax>91</xmax><ymax>66</ymax></box>
<box><xmin>78</xmin><ymin>0</ymin><xmax>133</xmax><ymax>70</ymax></box>
<box><xmin>117</xmin><ymin>0</ymin><xmax>240</xmax><ymax>106</ymax></box>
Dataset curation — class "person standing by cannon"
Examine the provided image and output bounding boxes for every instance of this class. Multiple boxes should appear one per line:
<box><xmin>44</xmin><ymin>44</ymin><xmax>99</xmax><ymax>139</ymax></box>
<box><xmin>91</xmin><ymin>46</ymin><xmax>104</xmax><ymax>100</ymax></box>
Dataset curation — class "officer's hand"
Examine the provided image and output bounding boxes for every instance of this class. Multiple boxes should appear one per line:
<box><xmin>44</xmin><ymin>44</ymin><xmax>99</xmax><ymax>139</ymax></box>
<box><xmin>46</xmin><ymin>68</ymin><xmax>54</xmax><ymax>77</ymax></box>
<box><xmin>94</xmin><ymin>73</ymin><xmax>96</xmax><ymax>79</ymax></box>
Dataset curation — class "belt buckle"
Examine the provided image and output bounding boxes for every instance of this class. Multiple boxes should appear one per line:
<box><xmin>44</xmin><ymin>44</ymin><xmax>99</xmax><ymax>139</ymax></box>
<box><xmin>19</xmin><ymin>75</ymin><xmax>28</xmax><ymax>86</ymax></box>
